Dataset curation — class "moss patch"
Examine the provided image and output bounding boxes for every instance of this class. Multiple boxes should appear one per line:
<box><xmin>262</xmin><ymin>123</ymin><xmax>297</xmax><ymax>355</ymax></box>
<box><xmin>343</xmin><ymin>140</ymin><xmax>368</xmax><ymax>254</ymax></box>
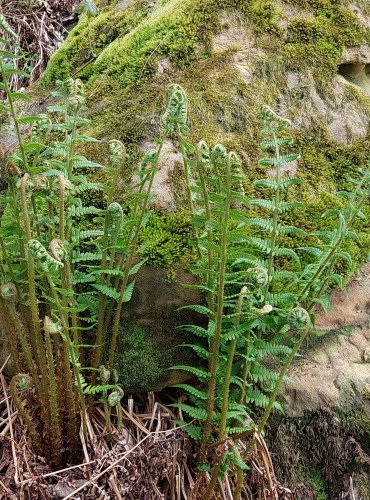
<box><xmin>299</xmin><ymin>466</ymin><xmax>328</xmax><ymax>500</ymax></box>
<box><xmin>138</xmin><ymin>210</ymin><xmax>193</xmax><ymax>268</ymax></box>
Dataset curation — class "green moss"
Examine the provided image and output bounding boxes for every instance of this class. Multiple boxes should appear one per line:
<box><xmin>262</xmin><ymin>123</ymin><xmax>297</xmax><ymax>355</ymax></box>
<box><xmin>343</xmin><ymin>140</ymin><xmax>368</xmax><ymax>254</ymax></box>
<box><xmin>138</xmin><ymin>210</ymin><xmax>193</xmax><ymax>268</ymax></box>
<box><xmin>299</xmin><ymin>466</ymin><xmax>328</xmax><ymax>500</ymax></box>
<box><xmin>114</xmin><ymin>322</ymin><xmax>195</xmax><ymax>392</ymax></box>
<box><xmin>41</xmin><ymin>0</ymin><xmax>149</xmax><ymax>86</ymax></box>
<box><xmin>284</xmin><ymin>6</ymin><xmax>369</xmax><ymax>88</ymax></box>
<box><xmin>114</xmin><ymin>326</ymin><xmax>164</xmax><ymax>392</ymax></box>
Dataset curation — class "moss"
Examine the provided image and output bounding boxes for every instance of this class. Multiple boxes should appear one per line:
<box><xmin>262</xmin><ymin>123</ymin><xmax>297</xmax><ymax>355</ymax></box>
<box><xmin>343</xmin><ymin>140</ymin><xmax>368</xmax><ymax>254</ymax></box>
<box><xmin>41</xmin><ymin>0</ymin><xmax>149</xmax><ymax>86</ymax></box>
<box><xmin>114</xmin><ymin>322</ymin><xmax>196</xmax><ymax>392</ymax></box>
<box><xmin>299</xmin><ymin>466</ymin><xmax>328</xmax><ymax>500</ymax></box>
<box><xmin>114</xmin><ymin>325</ymin><xmax>164</xmax><ymax>392</ymax></box>
<box><xmin>284</xmin><ymin>6</ymin><xmax>370</xmax><ymax>88</ymax></box>
<box><xmin>138</xmin><ymin>210</ymin><xmax>193</xmax><ymax>268</ymax></box>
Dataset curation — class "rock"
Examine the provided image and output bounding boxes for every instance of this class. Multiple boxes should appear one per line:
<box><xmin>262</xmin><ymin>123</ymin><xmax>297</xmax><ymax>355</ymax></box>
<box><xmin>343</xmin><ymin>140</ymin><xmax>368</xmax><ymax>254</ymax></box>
<box><xmin>145</xmin><ymin>139</ymin><xmax>184</xmax><ymax>211</ymax></box>
<box><xmin>4</xmin><ymin>0</ymin><xmax>370</xmax><ymax>395</ymax></box>
<box><xmin>115</xmin><ymin>0</ymin><xmax>136</xmax><ymax>12</ymax></box>
<box><xmin>283</xmin><ymin>264</ymin><xmax>370</xmax><ymax>417</ymax></box>
<box><xmin>114</xmin><ymin>266</ymin><xmax>202</xmax><ymax>392</ymax></box>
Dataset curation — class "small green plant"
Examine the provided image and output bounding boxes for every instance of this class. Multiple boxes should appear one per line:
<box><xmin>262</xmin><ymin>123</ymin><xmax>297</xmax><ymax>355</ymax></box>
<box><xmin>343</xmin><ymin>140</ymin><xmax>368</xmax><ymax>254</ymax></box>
<box><xmin>300</xmin><ymin>466</ymin><xmax>328</xmax><ymax>500</ymax></box>
<box><xmin>76</xmin><ymin>0</ymin><xmax>99</xmax><ymax>58</ymax></box>
<box><xmin>163</xmin><ymin>85</ymin><xmax>370</xmax><ymax>499</ymax></box>
<box><xmin>0</xmin><ymin>28</ymin><xmax>178</xmax><ymax>465</ymax></box>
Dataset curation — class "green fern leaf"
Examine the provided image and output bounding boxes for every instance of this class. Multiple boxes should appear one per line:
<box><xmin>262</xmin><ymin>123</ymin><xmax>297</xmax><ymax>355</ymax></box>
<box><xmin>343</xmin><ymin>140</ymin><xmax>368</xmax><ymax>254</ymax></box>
<box><xmin>122</xmin><ymin>280</ymin><xmax>135</xmax><ymax>302</ymax></box>
<box><xmin>92</xmin><ymin>283</ymin><xmax>120</xmax><ymax>300</ymax></box>
<box><xmin>172</xmin><ymin>384</ymin><xmax>208</xmax><ymax>400</ymax></box>
<box><xmin>170</xmin><ymin>403</ymin><xmax>207</xmax><ymax>421</ymax></box>
<box><xmin>171</xmin><ymin>365</ymin><xmax>209</xmax><ymax>381</ymax></box>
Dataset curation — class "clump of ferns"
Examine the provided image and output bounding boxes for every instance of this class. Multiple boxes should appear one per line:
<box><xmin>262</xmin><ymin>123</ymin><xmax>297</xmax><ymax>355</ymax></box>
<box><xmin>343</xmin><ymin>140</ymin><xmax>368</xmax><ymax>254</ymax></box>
<box><xmin>0</xmin><ymin>31</ymin><xmax>176</xmax><ymax>465</ymax></box>
<box><xmin>164</xmin><ymin>86</ymin><xmax>370</xmax><ymax>499</ymax></box>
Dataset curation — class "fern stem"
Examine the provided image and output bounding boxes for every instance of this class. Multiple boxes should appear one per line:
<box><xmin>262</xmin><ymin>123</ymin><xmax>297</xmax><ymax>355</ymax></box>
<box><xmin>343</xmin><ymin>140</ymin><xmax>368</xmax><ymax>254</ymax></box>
<box><xmin>180</xmin><ymin>141</ymin><xmax>194</xmax><ymax>214</ymax></box>
<box><xmin>44</xmin><ymin>322</ymin><xmax>63</xmax><ymax>464</ymax></box>
<box><xmin>5</xmin><ymin>301</ymin><xmax>43</xmax><ymax>400</ymax></box>
<box><xmin>203</xmin><ymin>289</ymin><xmax>246</xmax><ymax>500</ymax></box>
<box><xmin>233</xmin><ymin>464</ymin><xmax>244</xmax><ymax>500</ymax></box>
<box><xmin>8</xmin><ymin>179</ymin><xmax>26</xmax><ymax>261</ymax></box>
<box><xmin>0</xmin><ymin>302</ymin><xmax>20</xmax><ymax>372</ymax></box>
<box><xmin>9</xmin><ymin>375</ymin><xmax>42</xmax><ymax>453</ymax></box>
<box><xmin>103</xmin><ymin>393</ymin><xmax>111</xmax><ymax>430</ymax></box>
<box><xmin>92</xmin><ymin>212</ymin><xmax>114</xmax><ymax>372</ymax></box>
<box><xmin>108</xmin><ymin>143</ymin><xmax>163</xmax><ymax>369</ymax></box>
<box><xmin>239</xmin><ymin>350</ymin><xmax>251</xmax><ymax>406</ymax></box>
<box><xmin>0</xmin><ymin>61</ymin><xmax>29</xmax><ymax>172</ymax></box>
<box><xmin>19</xmin><ymin>174</ymin><xmax>49</xmax><ymax>407</ymax></box>
<box><xmin>194</xmin><ymin>150</ymin><xmax>215</xmax><ymax>310</ymax></box>
<box><xmin>265</xmin><ymin>130</ymin><xmax>280</xmax><ymax>298</ymax></box>
<box><xmin>199</xmin><ymin>156</ymin><xmax>232</xmax><ymax>462</ymax></box>
<box><xmin>31</xmin><ymin>195</ymin><xmax>41</xmax><ymax>239</ymax></box>
<box><xmin>93</xmin><ymin>210</ymin><xmax>123</xmax><ymax>373</ymax></box>
<box><xmin>117</xmin><ymin>403</ymin><xmax>123</xmax><ymax>432</ymax></box>
<box><xmin>219</xmin><ymin>289</ymin><xmax>246</xmax><ymax>440</ymax></box>
<box><xmin>59</xmin><ymin>176</ymin><xmax>66</xmax><ymax>241</ymax></box>
<box><xmin>46</xmin><ymin>279</ymin><xmax>81</xmax><ymax>448</ymax></box>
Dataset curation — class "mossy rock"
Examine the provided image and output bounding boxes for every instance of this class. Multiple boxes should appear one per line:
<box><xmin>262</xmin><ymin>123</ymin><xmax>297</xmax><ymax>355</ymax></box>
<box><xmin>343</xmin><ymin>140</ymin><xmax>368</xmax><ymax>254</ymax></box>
<box><xmin>38</xmin><ymin>0</ymin><xmax>370</xmax><ymax>276</ymax></box>
<box><xmin>113</xmin><ymin>266</ymin><xmax>202</xmax><ymax>392</ymax></box>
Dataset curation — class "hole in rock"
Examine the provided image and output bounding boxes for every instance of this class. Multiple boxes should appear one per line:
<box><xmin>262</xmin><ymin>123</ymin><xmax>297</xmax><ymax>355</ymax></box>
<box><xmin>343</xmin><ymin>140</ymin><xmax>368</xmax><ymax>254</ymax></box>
<box><xmin>338</xmin><ymin>62</ymin><xmax>370</xmax><ymax>96</ymax></box>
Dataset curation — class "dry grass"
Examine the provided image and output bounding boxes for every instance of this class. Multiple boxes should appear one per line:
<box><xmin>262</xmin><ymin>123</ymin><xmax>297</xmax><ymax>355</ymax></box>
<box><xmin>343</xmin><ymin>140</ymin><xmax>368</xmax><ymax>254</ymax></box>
<box><xmin>0</xmin><ymin>372</ymin><xmax>193</xmax><ymax>498</ymax></box>
<box><xmin>0</xmin><ymin>354</ymin><xmax>364</xmax><ymax>499</ymax></box>
<box><xmin>0</xmin><ymin>353</ymin><xmax>293</xmax><ymax>499</ymax></box>
<box><xmin>0</xmin><ymin>0</ymin><xmax>78</xmax><ymax>89</ymax></box>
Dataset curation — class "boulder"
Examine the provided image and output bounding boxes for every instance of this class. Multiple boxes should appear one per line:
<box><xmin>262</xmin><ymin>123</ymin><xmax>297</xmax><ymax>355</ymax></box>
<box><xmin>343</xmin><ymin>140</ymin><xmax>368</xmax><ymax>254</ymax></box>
<box><xmin>284</xmin><ymin>263</ymin><xmax>370</xmax><ymax>417</ymax></box>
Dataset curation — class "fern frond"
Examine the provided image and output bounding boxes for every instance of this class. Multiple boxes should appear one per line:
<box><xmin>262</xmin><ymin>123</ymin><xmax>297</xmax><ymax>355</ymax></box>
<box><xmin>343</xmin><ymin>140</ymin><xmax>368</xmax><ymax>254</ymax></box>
<box><xmin>91</xmin><ymin>284</ymin><xmax>120</xmax><ymax>300</ymax></box>
<box><xmin>173</xmin><ymin>384</ymin><xmax>208</xmax><ymax>400</ymax></box>
<box><xmin>170</xmin><ymin>365</ymin><xmax>209</xmax><ymax>382</ymax></box>
<box><xmin>170</xmin><ymin>403</ymin><xmax>207</xmax><ymax>421</ymax></box>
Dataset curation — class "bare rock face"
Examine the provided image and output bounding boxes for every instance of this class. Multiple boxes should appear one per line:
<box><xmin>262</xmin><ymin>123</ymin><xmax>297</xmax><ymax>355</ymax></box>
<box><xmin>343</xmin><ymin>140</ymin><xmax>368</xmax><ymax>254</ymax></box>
<box><xmin>284</xmin><ymin>264</ymin><xmax>370</xmax><ymax>417</ymax></box>
<box><xmin>209</xmin><ymin>9</ymin><xmax>370</xmax><ymax>146</ymax></box>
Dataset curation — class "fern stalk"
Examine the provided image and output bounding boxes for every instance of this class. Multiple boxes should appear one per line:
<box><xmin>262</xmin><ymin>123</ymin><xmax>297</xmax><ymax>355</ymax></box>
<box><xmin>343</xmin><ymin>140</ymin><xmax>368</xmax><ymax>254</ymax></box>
<box><xmin>0</xmin><ymin>301</ymin><xmax>20</xmax><ymax>372</ymax></box>
<box><xmin>107</xmin><ymin>142</ymin><xmax>163</xmax><ymax>369</ymax></box>
<box><xmin>46</xmin><ymin>276</ymin><xmax>81</xmax><ymax>448</ymax></box>
<box><xmin>19</xmin><ymin>175</ymin><xmax>49</xmax><ymax>405</ymax></box>
<box><xmin>93</xmin><ymin>208</ymin><xmax>122</xmax><ymax>373</ymax></box>
<box><xmin>0</xmin><ymin>60</ymin><xmax>29</xmax><ymax>171</ymax></box>
<box><xmin>195</xmin><ymin>143</ymin><xmax>215</xmax><ymax>310</ymax></box>
<box><xmin>5</xmin><ymin>300</ymin><xmax>43</xmax><ymax>399</ymax></box>
<box><xmin>204</xmin><ymin>288</ymin><xmax>248</xmax><ymax>500</ymax></box>
<box><xmin>265</xmin><ymin>130</ymin><xmax>280</xmax><ymax>296</ymax></box>
<box><xmin>44</xmin><ymin>321</ymin><xmax>63</xmax><ymax>464</ymax></box>
<box><xmin>199</xmin><ymin>155</ymin><xmax>232</xmax><ymax>461</ymax></box>
<box><xmin>219</xmin><ymin>287</ymin><xmax>246</xmax><ymax>439</ymax></box>
<box><xmin>9</xmin><ymin>375</ymin><xmax>41</xmax><ymax>452</ymax></box>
